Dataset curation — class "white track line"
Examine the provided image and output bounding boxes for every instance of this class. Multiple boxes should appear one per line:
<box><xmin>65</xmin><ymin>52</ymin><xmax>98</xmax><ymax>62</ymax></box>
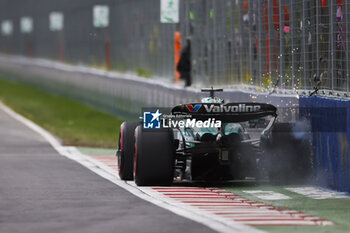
<box><xmin>286</xmin><ymin>187</ymin><xmax>350</xmax><ymax>199</ymax></box>
<box><xmin>0</xmin><ymin>102</ymin><xmax>261</xmax><ymax>233</ymax></box>
<box><xmin>243</xmin><ymin>190</ymin><xmax>291</xmax><ymax>200</ymax></box>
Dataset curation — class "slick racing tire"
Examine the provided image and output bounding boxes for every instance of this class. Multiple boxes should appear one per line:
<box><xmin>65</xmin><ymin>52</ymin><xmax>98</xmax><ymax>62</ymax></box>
<box><xmin>117</xmin><ymin>121</ymin><xmax>139</xmax><ymax>180</ymax></box>
<box><xmin>134</xmin><ymin>126</ymin><xmax>175</xmax><ymax>186</ymax></box>
<box><xmin>261</xmin><ymin>122</ymin><xmax>311</xmax><ymax>184</ymax></box>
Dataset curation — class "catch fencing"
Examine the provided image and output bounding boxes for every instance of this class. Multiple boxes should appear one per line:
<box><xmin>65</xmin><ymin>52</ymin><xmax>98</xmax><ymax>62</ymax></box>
<box><xmin>0</xmin><ymin>0</ymin><xmax>349</xmax><ymax>94</ymax></box>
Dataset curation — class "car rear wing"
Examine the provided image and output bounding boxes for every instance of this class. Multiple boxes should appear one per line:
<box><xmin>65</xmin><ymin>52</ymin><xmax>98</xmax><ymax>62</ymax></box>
<box><xmin>172</xmin><ymin>102</ymin><xmax>277</xmax><ymax>123</ymax></box>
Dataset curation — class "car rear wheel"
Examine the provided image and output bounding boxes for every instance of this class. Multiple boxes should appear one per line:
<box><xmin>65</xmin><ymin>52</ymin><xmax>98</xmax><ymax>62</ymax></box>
<box><xmin>134</xmin><ymin>126</ymin><xmax>175</xmax><ymax>186</ymax></box>
<box><xmin>117</xmin><ymin>121</ymin><xmax>139</xmax><ymax>180</ymax></box>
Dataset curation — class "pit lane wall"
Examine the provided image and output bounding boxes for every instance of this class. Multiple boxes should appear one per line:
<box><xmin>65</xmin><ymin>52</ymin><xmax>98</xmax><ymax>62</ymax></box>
<box><xmin>300</xmin><ymin>96</ymin><xmax>350</xmax><ymax>193</ymax></box>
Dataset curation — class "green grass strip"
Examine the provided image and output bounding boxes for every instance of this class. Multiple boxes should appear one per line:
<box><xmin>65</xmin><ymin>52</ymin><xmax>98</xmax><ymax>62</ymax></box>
<box><xmin>0</xmin><ymin>77</ymin><xmax>125</xmax><ymax>148</ymax></box>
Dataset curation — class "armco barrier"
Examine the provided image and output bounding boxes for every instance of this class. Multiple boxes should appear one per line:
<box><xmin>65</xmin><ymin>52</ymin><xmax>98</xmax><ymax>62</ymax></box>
<box><xmin>0</xmin><ymin>55</ymin><xmax>298</xmax><ymax>120</ymax></box>
<box><xmin>300</xmin><ymin>96</ymin><xmax>350</xmax><ymax>193</ymax></box>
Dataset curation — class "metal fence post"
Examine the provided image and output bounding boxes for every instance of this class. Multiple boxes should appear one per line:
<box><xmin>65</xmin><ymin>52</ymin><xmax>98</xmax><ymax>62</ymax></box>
<box><xmin>212</xmin><ymin>0</ymin><xmax>218</xmax><ymax>85</ymax></box>
<box><xmin>329</xmin><ymin>0</ymin><xmax>336</xmax><ymax>91</ymax></box>
<box><xmin>205</xmin><ymin>0</ymin><xmax>211</xmax><ymax>85</ymax></box>
<box><xmin>230</xmin><ymin>0</ymin><xmax>236</xmax><ymax>83</ymax></box>
<box><xmin>279</xmin><ymin>0</ymin><xmax>285</xmax><ymax>88</ymax></box>
<box><xmin>248</xmin><ymin>0</ymin><xmax>254</xmax><ymax>84</ymax></box>
<box><xmin>346</xmin><ymin>0</ymin><xmax>350</xmax><ymax>93</ymax></box>
<box><xmin>257</xmin><ymin>0</ymin><xmax>263</xmax><ymax>86</ymax></box>
<box><xmin>301</xmin><ymin>0</ymin><xmax>307</xmax><ymax>88</ymax></box>
<box><xmin>238</xmin><ymin>0</ymin><xmax>244</xmax><ymax>84</ymax></box>
<box><xmin>315</xmin><ymin>0</ymin><xmax>321</xmax><ymax>86</ymax></box>
<box><xmin>205</xmin><ymin>0</ymin><xmax>212</xmax><ymax>85</ymax></box>
<box><xmin>290</xmin><ymin>0</ymin><xmax>296</xmax><ymax>88</ymax></box>
<box><xmin>268</xmin><ymin>0</ymin><xmax>274</xmax><ymax>83</ymax></box>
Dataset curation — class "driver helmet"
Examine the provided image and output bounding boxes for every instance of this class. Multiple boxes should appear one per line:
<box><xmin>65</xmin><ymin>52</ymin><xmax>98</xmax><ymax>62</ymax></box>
<box><xmin>200</xmin><ymin>97</ymin><xmax>224</xmax><ymax>103</ymax></box>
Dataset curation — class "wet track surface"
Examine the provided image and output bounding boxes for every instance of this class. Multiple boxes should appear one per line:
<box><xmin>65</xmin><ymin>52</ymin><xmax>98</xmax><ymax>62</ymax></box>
<box><xmin>0</xmin><ymin>107</ymin><xmax>216</xmax><ymax>233</ymax></box>
<box><xmin>90</xmin><ymin>156</ymin><xmax>333</xmax><ymax>227</ymax></box>
<box><xmin>1</xmin><ymin>104</ymin><xmax>350</xmax><ymax>233</ymax></box>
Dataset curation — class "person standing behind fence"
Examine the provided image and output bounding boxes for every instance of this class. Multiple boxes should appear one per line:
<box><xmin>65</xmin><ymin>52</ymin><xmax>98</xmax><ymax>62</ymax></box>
<box><xmin>177</xmin><ymin>39</ymin><xmax>192</xmax><ymax>87</ymax></box>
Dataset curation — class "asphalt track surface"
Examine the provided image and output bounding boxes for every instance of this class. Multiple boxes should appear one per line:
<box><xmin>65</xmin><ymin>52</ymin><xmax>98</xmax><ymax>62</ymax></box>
<box><xmin>0</xmin><ymin>107</ymin><xmax>216</xmax><ymax>233</ymax></box>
